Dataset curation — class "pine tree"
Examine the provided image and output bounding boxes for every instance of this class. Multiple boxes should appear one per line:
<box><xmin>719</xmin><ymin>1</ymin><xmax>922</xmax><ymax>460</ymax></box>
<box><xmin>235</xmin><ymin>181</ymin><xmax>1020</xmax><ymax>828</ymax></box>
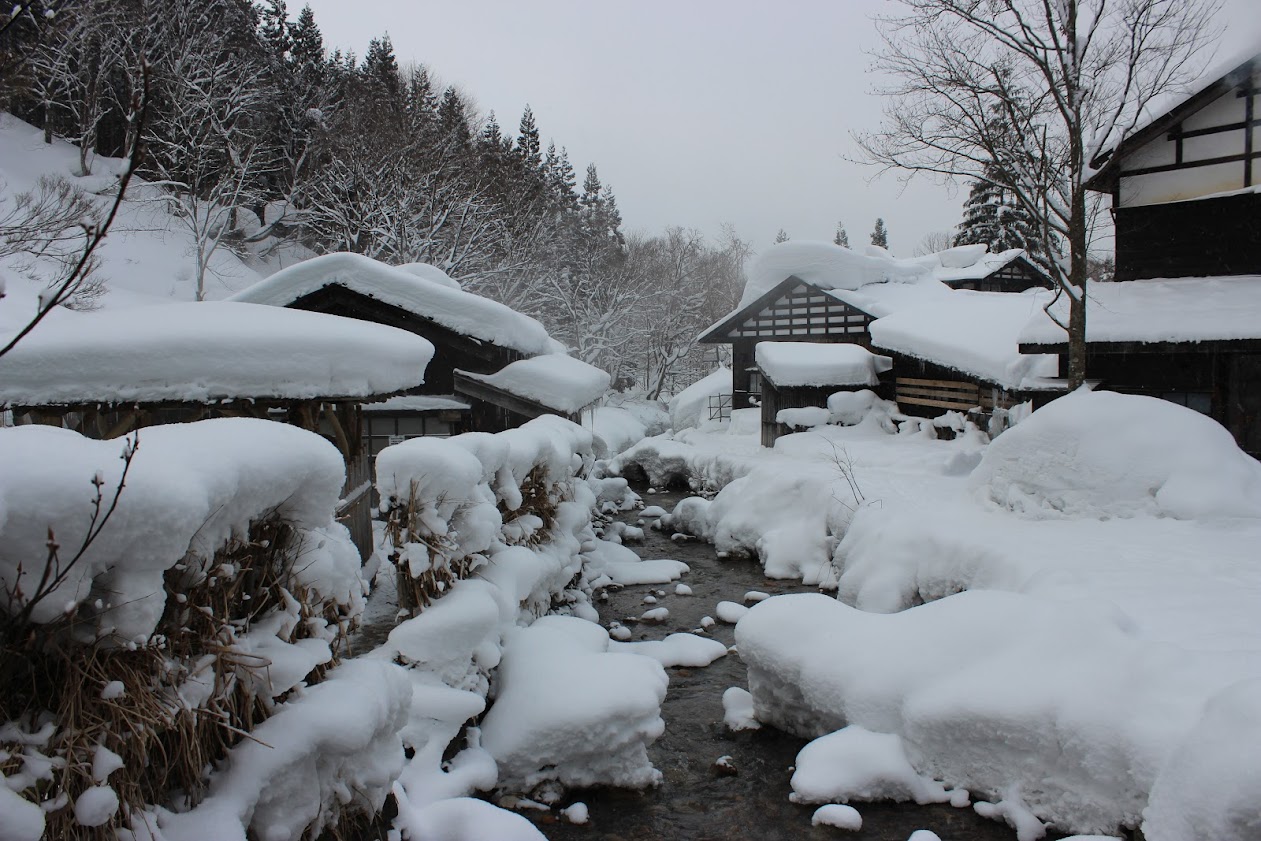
<box><xmin>289</xmin><ymin>5</ymin><xmax>324</xmax><ymax>76</ymax></box>
<box><xmin>515</xmin><ymin>105</ymin><xmax>541</xmax><ymax>172</ymax></box>
<box><xmin>870</xmin><ymin>218</ymin><xmax>888</xmax><ymax>249</ymax></box>
<box><xmin>953</xmin><ymin>161</ymin><xmax>1051</xmax><ymax>271</ymax></box>
<box><xmin>259</xmin><ymin>0</ymin><xmax>291</xmax><ymax>60</ymax></box>
<box><xmin>361</xmin><ymin>35</ymin><xmax>402</xmax><ymax>109</ymax></box>
<box><xmin>774</xmin><ymin>229</ymin><xmax>789</xmax><ymax>244</ymax></box>
<box><xmin>833</xmin><ymin>222</ymin><xmax>849</xmax><ymax>248</ymax></box>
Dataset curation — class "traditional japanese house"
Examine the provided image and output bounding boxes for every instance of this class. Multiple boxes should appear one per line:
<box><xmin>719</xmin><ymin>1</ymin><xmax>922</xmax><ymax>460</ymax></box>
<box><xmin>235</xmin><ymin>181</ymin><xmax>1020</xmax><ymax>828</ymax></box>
<box><xmin>230</xmin><ymin>253</ymin><xmax>605</xmax><ymax>448</ymax></box>
<box><xmin>1020</xmin><ymin>51</ymin><xmax>1261</xmax><ymax>456</ymax></box>
<box><xmin>698</xmin><ymin>242</ymin><xmax>1056</xmax><ymax>435</ymax></box>
<box><xmin>754</xmin><ymin>341</ymin><xmax>893</xmax><ymax>446</ymax></box>
<box><xmin>0</xmin><ymin>300</ymin><xmax>435</xmax><ymax>556</ymax></box>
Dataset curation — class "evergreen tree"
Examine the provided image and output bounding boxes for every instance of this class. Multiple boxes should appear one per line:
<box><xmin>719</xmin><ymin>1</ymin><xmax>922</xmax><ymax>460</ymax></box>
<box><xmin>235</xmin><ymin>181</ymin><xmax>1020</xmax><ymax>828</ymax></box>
<box><xmin>870</xmin><ymin>218</ymin><xmax>888</xmax><ymax>249</ymax></box>
<box><xmin>361</xmin><ymin>34</ymin><xmax>402</xmax><ymax>111</ymax></box>
<box><xmin>289</xmin><ymin>5</ymin><xmax>324</xmax><ymax>76</ymax></box>
<box><xmin>774</xmin><ymin>228</ymin><xmax>789</xmax><ymax>244</ymax></box>
<box><xmin>515</xmin><ymin>105</ymin><xmax>541</xmax><ymax>171</ymax></box>
<box><xmin>259</xmin><ymin>0</ymin><xmax>291</xmax><ymax>60</ymax></box>
<box><xmin>953</xmin><ymin>160</ymin><xmax>1051</xmax><ymax>271</ymax></box>
<box><xmin>833</xmin><ymin>222</ymin><xmax>849</xmax><ymax>248</ymax></box>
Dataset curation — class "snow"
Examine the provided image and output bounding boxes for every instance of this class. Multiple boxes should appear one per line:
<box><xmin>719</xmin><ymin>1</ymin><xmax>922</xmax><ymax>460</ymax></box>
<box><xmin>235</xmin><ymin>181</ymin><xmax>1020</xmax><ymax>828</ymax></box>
<box><xmin>73</xmin><ymin>785</ymin><xmax>119</xmax><ymax>827</ymax></box>
<box><xmin>715</xmin><ymin>601</ymin><xmax>748</xmax><ymax>623</ymax></box>
<box><xmin>789</xmin><ymin>727</ymin><xmax>949</xmax><ymax>805</ymax></box>
<box><xmin>870</xmin><ymin>288</ymin><xmax>1058</xmax><ymax>390</ymax></box>
<box><xmin>478</xmin><ymin>616</ymin><xmax>668</xmax><ymax>791</ymax></box>
<box><xmin>230</xmin><ymin>251</ymin><xmax>564</xmax><ymax>356</ymax></box>
<box><xmin>591</xmin><ymin>405</ymin><xmax>650</xmax><ymax>456</ymax></box>
<box><xmin>973</xmin><ymin>389</ymin><xmax>1261</xmax><ymax>520</ymax></box>
<box><xmin>458</xmin><ymin>353</ymin><xmax>610</xmax><ymax>415</ymax></box>
<box><xmin>668</xmin><ymin>366</ymin><xmax>731</xmax><ymax>430</ymax></box>
<box><xmin>612</xmin><ymin>633</ymin><xmax>728</xmax><ymax>667</ymax></box>
<box><xmin>0</xmin><ymin>301</ymin><xmax>434</xmax><ymax>406</ymax></box>
<box><xmin>921</xmin><ymin>246</ymin><xmax>1029</xmax><ymax>285</ymax></box>
<box><xmin>740</xmin><ymin>241</ymin><xmax>930</xmax><ymax>307</ymax></box>
<box><xmin>363</xmin><ymin>394</ymin><xmax>470</xmax><ymax>413</ymax></box>
<box><xmin>1020</xmin><ymin>275</ymin><xmax>1261</xmax><ymax>346</ymax></box>
<box><xmin>561</xmin><ymin>801</ymin><xmax>590</xmax><ymax>824</ymax></box>
<box><xmin>811</xmin><ymin>804</ymin><xmax>863</xmax><ymax>831</ymax></box>
<box><xmin>0</xmin><ymin>785</ymin><xmax>44</xmax><ymax>841</ymax></box>
<box><xmin>0</xmin><ymin>419</ymin><xmax>362</xmax><ymax>640</ymax></box>
<box><xmin>755</xmin><ymin>342</ymin><xmax>892</xmax><ymax>388</ymax></box>
<box><xmin>722</xmin><ymin>687</ymin><xmax>761</xmax><ymax>731</ymax></box>
<box><xmin>394</xmin><ymin>797</ymin><xmax>547</xmax><ymax>841</ymax></box>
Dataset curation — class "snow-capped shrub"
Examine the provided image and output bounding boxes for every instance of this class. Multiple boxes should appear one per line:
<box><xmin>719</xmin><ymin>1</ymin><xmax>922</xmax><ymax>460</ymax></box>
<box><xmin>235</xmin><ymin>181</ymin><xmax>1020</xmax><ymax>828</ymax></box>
<box><xmin>0</xmin><ymin>419</ymin><xmax>370</xmax><ymax>840</ymax></box>
<box><xmin>972</xmin><ymin>389</ymin><xmax>1261</xmax><ymax>519</ymax></box>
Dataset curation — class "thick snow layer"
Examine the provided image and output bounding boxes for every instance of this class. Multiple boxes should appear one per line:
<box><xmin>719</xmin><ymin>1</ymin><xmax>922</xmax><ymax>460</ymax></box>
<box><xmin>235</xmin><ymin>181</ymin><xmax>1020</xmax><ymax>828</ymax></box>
<box><xmin>811</xmin><ymin>804</ymin><xmax>863</xmax><ymax>831</ymax></box>
<box><xmin>157</xmin><ymin>659</ymin><xmax>411</xmax><ymax>841</ymax></box>
<box><xmin>869</xmin><ymin>289</ymin><xmax>1057</xmax><ymax>390</ymax></box>
<box><xmin>0</xmin><ymin>419</ymin><xmax>361</xmax><ymax>640</ymax></box>
<box><xmin>458</xmin><ymin>353</ymin><xmax>610</xmax><ymax>414</ymax></box>
<box><xmin>394</xmin><ymin>796</ymin><xmax>547</xmax><ymax>841</ymax></box>
<box><xmin>1020</xmin><ymin>275</ymin><xmax>1261</xmax><ymax>346</ymax></box>
<box><xmin>776</xmin><ymin>406</ymin><xmax>833</xmax><ymax>429</ymax></box>
<box><xmin>591</xmin><ymin>406</ymin><xmax>650</xmax><ymax>456</ymax></box>
<box><xmin>738</xmin><ymin>592</ymin><xmax>1261</xmax><ymax>836</ymax></box>
<box><xmin>479</xmin><ymin>616</ymin><xmax>668</xmax><ymax>791</ymax></box>
<box><xmin>397</xmin><ymin>262</ymin><xmax>462</xmax><ymax>289</ymax></box>
<box><xmin>231</xmin><ymin>252</ymin><xmax>564</xmax><ymax>356</ymax></box>
<box><xmin>668</xmin><ymin>366</ymin><xmax>732</xmax><ymax>431</ymax></box>
<box><xmin>741</xmin><ymin>241</ymin><xmax>930</xmax><ymax>307</ymax></box>
<box><xmin>790</xmin><ymin>727</ymin><xmax>949</xmax><ymax>805</ymax></box>
<box><xmin>972</xmin><ymin>389</ymin><xmax>1261</xmax><ymax>519</ymax></box>
<box><xmin>920</xmin><ymin>246</ymin><xmax>1029</xmax><ymax>285</ymax></box>
<box><xmin>1142</xmin><ymin>678</ymin><xmax>1261</xmax><ymax>841</ymax></box>
<box><xmin>0</xmin><ymin>301</ymin><xmax>433</xmax><ymax>406</ymax></box>
<box><xmin>755</xmin><ymin>342</ymin><xmax>892</xmax><ymax>388</ymax></box>
<box><xmin>722</xmin><ymin>687</ymin><xmax>761</xmax><ymax>731</ymax></box>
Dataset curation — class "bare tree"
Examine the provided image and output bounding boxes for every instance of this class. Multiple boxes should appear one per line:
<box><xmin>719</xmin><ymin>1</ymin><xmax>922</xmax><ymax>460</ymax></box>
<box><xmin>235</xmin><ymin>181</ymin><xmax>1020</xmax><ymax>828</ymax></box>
<box><xmin>144</xmin><ymin>2</ymin><xmax>273</xmax><ymax>300</ymax></box>
<box><xmin>857</xmin><ymin>0</ymin><xmax>1220</xmax><ymax>387</ymax></box>
<box><xmin>914</xmin><ymin>230</ymin><xmax>954</xmax><ymax>257</ymax></box>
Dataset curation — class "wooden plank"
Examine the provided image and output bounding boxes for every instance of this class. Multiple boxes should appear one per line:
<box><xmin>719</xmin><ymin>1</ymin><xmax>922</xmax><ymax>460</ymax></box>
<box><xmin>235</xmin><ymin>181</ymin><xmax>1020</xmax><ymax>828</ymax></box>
<box><xmin>898</xmin><ymin>394</ymin><xmax>981</xmax><ymax>410</ymax></box>
<box><xmin>896</xmin><ymin>377</ymin><xmax>980</xmax><ymax>391</ymax></box>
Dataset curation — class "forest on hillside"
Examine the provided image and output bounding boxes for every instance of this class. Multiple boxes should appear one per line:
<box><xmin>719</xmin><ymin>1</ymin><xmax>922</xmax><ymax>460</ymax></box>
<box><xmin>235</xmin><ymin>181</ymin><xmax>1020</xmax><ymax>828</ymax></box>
<box><xmin>0</xmin><ymin>0</ymin><xmax>748</xmax><ymax>396</ymax></box>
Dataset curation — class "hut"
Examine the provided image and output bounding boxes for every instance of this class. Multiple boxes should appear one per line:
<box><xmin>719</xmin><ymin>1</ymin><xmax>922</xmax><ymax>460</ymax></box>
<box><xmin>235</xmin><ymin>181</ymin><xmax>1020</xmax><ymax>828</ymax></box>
<box><xmin>453</xmin><ymin>353</ymin><xmax>611</xmax><ymax>431</ymax></box>
<box><xmin>1021</xmin><ymin>50</ymin><xmax>1261</xmax><ymax>456</ymax></box>
<box><xmin>230</xmin><ymin>253</ymin><xmax>590</xmax><ymax>440</ymax></box>
<box><xmin>932</xmin><ymin>248</ymin><xmax>1049</xmax><ymax>292</ymax></box>
<box><xmin>754</xmin><ymin>342</ymin><xmax>892</xmax><ymax>446</ymax></box>
<box><xmin>0</xmin><ymin>300</ymin><xmax>435</xmax><ymax>556</ymax></box>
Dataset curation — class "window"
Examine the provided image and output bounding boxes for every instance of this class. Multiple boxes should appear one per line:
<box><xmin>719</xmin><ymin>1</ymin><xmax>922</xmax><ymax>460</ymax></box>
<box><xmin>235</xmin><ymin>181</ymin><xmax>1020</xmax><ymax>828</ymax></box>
<box><xmin>1161</xmin><ymin>392</ymin><xmax>1212</xmax><ymax>415</ymax></box>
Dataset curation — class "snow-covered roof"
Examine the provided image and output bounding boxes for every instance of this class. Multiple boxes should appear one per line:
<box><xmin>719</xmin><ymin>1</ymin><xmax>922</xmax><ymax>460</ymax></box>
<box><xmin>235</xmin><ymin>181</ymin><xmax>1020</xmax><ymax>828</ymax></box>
<box><xmin>916</xmin><ymin>245</ymin><xmax>1033</xmax><ymax>285</ymax></box>
<box><xmin>739</xmin><ymin>241</ymin><xmax>931</xmax><ymax>308</ymax></box>
<box><xmin>457</xmin><ymin>353</ymin><xmax>610</xmax><ymax>415</ymax></box>
<box><xmin>755</xmin><ymin>342</ymin><xmax>892</xmax><ymax>388</ymax></box>
<box><xmin>1020</xmin><ymin>276</ymin><xmax>1261</xmax><ymax>347</ymax></box>
<box><xmin>230</xmin><ymin>252</ymin><xmax>564</xmax><ymax>357</ymax></box>
<box><xmin>363</xmin><ymin>394</ymin><xmax>470</xmax><ymax>413</ymax></box>
<box><xmin>871</xmin><ymin>289</ymin><xmax>1058</xmax><ymax>390</ymax></box>
<box><xmin>0</xmin><ymin>301</ymin><xmax>434</xmax><ymax>406</ymax></box>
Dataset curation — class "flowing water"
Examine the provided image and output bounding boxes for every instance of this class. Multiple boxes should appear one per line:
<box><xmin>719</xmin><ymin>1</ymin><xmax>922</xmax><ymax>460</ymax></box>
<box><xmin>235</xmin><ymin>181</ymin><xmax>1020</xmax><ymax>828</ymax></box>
<box><xmin>525</xmin><ymin>485</ymin><xmax>1040</xmax><ymax>841</ymax></box>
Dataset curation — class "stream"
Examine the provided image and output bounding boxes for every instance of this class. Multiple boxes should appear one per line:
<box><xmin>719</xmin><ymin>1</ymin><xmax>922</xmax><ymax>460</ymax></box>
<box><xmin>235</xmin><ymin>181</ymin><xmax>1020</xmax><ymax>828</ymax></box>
<box><xmin>526</xmin><ymin>485</ymin><xmax>1036</xmax><ymax>841</ymax></box>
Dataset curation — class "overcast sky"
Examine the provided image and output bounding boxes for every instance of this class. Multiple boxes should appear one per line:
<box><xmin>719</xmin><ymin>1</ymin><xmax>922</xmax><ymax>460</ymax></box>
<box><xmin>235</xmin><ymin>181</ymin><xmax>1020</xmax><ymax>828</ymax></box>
<box><xmin>303</xmin><ymin>0</ymin><xmax>1259</xmax><ymax>257</ymax></box>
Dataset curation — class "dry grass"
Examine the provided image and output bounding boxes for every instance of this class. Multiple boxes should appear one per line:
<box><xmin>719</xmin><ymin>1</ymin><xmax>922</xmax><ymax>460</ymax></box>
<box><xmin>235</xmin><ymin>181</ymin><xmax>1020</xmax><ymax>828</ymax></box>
<box><xmin>0</xmin><ymin>517</ymin><xmax>359</xmax><ymax>839</ymax></box>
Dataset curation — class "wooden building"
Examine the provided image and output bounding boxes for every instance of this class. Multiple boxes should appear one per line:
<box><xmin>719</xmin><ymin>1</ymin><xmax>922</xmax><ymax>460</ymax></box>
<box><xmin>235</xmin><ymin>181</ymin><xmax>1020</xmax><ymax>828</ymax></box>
<box><xmin>0</xmin><ymin>300</ymin><xmax>436</xmax><ymax>558</ymax></box>
<box><xmin>754</xmin><ymin>342</ymin><xmax>892</xmax><ymax>446</ymax></box>
<box><xmin>1086</xmin><ymin>52</ymin><xmax>1261</xmax><ymax>280</ymax></box>
<box><xmin>1022</xmin><ymin>51</ymin><xmax>1261</xmax><ymax>457</ymax></box>
<box><xmin>698</xmin><ymin>244</ymin><xmax>1056</xmax><ymax>441</ymax></box>
<box><xmin>230</xmin><ymin>253</ymin><xmax>597</xmax><ymax>445</ymax></box>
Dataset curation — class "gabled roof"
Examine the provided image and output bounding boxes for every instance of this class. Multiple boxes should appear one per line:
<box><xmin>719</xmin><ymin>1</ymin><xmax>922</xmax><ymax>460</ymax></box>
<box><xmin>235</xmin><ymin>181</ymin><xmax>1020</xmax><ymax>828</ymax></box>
<box><xmin>697</xmin><ymin>275</ymin><xmax>879</xmax><ymax>344</ymax></box>
<box><xmin>755</xmin><ymin>342</ymin><xmax>891</xmax><ymax>388</ymax></box>
<box><xmin>231</xmin><ymin>253</ymin><xmax>564</xmax><ymax>357</ymax></box>
<box><xmin>1086</xmin><ymin>51</ymin><xmax>1261</xmax><ymax>192</ymax></box>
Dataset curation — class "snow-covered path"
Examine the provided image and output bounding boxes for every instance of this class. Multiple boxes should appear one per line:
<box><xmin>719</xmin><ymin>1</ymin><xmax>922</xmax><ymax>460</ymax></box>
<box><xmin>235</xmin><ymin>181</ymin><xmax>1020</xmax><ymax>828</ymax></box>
<box><xmin>527</xmin><ymin>486</ymin><xmax>1031</xmax><ymax>841</ymax></box>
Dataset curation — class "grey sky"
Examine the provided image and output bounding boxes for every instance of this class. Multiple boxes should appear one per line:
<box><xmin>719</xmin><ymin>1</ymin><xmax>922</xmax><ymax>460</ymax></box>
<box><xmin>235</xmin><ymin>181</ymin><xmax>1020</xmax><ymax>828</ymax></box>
<box><xmin>303</xmin><ymin>0</ymin><xmax>1259</xmax><ymax>256</ymax></box>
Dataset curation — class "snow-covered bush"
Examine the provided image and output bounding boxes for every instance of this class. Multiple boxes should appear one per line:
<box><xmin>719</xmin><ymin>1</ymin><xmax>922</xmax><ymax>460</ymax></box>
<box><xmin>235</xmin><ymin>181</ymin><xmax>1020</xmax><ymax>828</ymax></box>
<box><xmin>0</xmin><ymin>419</ymin><xmax>371</xmax><ymax>840</ymax></box>
<box><xmin>973</xmin><ymin>389</ymin><xmax>1261</xmax><ymax>520</ymax></box>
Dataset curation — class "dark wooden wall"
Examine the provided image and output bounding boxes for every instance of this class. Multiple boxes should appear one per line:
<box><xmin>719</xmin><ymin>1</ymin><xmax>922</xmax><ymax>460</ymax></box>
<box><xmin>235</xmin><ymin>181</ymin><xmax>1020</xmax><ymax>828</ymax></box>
<box><xmin>1115</xmin><ymin>191</ymin><xmax>1261</xmax><ymax>280</ymax></box>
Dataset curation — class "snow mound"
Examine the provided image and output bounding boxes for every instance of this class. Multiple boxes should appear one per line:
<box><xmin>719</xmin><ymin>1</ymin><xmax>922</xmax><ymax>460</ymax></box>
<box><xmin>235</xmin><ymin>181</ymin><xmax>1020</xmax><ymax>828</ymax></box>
<box><xmin>459</xmin><ymin>353</ymin><xmax>610</xmax><ymax>415</ymax></box>
<box><xmin>789</xmin><ymin>727</ymin><xmax>949</xmax><ymax>805</ymax></box>
<box><xmin>1142</xmin><ymin>678</ymin><xmax>1261</xmax><ymax>841</ymax></box>
<box><xmin>231</xmin><ymin>252</ymin><xmax>563</xmax><ymax>356</ymax></box>
<box><xmin>756</xmin><ymin>342</ymin><xmax>891</xmax><ymax>388</ymax></box>
<box><xmin>0</xmin><ymin>301</ymin><xmax>434</xmax><ymax>406</ymax></box>
<box><xmin>612</xmin><ymin>633</ymin><xmax>728</xmax><ymax>667</ymax></box>
<box><xmin>397</xmin><ymin>262</ymin><xmax>462</xmax><ymax>289</ymax></box>
<box><xmin>742</xmin><ymin>241</ymin><xmax>928</xmax><ymax>307</ymax></box>
<box><xmin>668</xmin><ymin>366</ymin><xmax>732</xmax><ymax>431</ymax></box>
<box><xmin>592</xmin><ymin>406</ymin><xmax>649</xmax><ymax>456</ymax></box>
<box><xmin>479</xmin><ymin>616</ymin><xmax>668</xmax><ymax>791</ymax></box>
<box><xmin>972</xmin><ymin>390</ymin><xmax>1261</xmax><ymax>519</ymax></box>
